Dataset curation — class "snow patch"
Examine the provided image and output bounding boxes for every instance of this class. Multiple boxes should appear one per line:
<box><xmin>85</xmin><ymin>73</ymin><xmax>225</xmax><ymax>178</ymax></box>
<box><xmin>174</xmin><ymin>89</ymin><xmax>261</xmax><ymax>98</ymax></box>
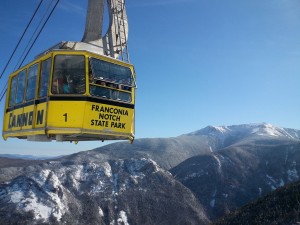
<box><xmin>23</xmin><ymin>192</ymin><xmax>52</xmax><ymax>220</ymax></box>
<box><xmin>287</xmin><ymin>169</ymin><xmax>299</xmax><ymax>181</ymax></box>
<box><xmin>33</xmin><ymin>169</ymin><xmax>51</xmax><ymax>186</ymax></box>
<box><xmin>99</xmin><ymin>207</ymin><xmax>104</xmax><ymax>217</ymax></box>
<box><xmin>149</xmin><ymin>158</ymin><xmax>162</xmax><ymax>173</ymax></box>
<box><xmin>265</xmin><ymin>174</ymin><xmax>284</xmax><ymax>190</ymax></box>
<box><xmin>287</xmin><ymin>161</ymin><xmax>299</xmax><ymax>181</ymax></box>
<box><xmin>212</xmin><ymin>154</ymin><xmax>221</xmax><ymax>172</ymax></box>
<box><xmin>103</xmin><ymin>162</ymin><xmax>112</xmax><ymax>178</ymax></box>
<box><xmin>182</xmin><ymin>171</ymin><xmax>205</xmax><ymax>181</ymax></box>
<box><xmin>279</xmin><ymin>179</ymin><xmax>284</xmax><ymax>187</ymax></box>
<box><xmin>117</xmin><ymin>210</ymin><xmax>129</xmax><ymax>225</ymax></box>
<box><xmin>258</xmin><ymin>187</ymin><xmax>262</xmax><ymax>196</ymax></box>
<box><xmin>73</xmin><ymin>165</ymin><xmax>84</xmax><ymax>180</ymax></box>
<box><xmin>9</xmin><ymin>189</ymin><xmax>52</xmax><ymax>221</ymax></box>
<box><xmin>10</xmin><ymin>190</ymin><xmax>24</xmax><ymax>203</ymax></box>
<box><xmin>213</xmin><ymin>126</ymin><xmax>228</xmax><ymax>133</ymax></box>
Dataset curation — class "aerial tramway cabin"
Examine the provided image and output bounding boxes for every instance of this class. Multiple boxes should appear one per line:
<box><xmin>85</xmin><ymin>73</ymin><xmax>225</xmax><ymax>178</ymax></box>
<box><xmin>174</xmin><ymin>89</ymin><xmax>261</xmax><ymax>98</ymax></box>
<box><xmin>2</xmin><ymin>50</ymin><xmax>136</xmax><ymax>142</ymax></box>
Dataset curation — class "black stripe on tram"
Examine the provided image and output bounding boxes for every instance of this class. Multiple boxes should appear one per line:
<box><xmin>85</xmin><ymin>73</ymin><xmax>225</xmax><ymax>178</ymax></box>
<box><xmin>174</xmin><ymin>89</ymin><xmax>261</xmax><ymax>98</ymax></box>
<box><xmin>5</xmin><ymin>95</ymin><xmax>134</xmax><ymax>113</ymax></box>
<box><xmin>6</xmin><ymin>97</ymin><xmax>48</xmax><ymax>113</ymax></box>
<box><xmin>49</xmin><ymin>95</ymin><xmax>135</xmax><ymax>109</ymax></box>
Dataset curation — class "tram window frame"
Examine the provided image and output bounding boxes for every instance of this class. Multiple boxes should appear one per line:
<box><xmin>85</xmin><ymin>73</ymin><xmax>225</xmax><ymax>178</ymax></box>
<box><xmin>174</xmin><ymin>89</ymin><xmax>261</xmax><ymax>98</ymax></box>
<box><xmin>89</xmin><ymin>57</ymin><xmax>134</xmax><ymax>87</ymax></box>
<box><xmin>15</xmin><ymin>70</ymin><xmax>27</xmax><ymax>105</ymax></box>
<box><xmin>89</xmin><ymin>85</ymin><xmax>132</xmax><ymax>102</ymax></box>
<box><xmin>25</xmin><ymin>63</ymin><xmax>38</xmax><ymax>101</ymax></box>
<box><xmin>51</xmin><ymin>55</ymin><xmax>86</xmax><ymax>95</ymax></box>
<box><xmin>39</xmin><ymin>58</ymin><xmax>52</xmax><ymax>98</ymax></box>
<box><xmin>89</xmin><ymin>58</ymin><xmax>133</xmax><ymax>103</ymax></box>
<box><xmin>8</xmin><ymin>76</ymin><xmax>18</xmax><ymax>107</ymax></box>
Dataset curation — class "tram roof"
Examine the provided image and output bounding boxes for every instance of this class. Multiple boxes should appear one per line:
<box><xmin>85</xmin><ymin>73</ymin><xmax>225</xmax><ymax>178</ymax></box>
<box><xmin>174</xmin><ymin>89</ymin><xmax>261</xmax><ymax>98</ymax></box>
<box><xmin>34</xmin><ymin>42</ymin><xmax>132</xmax><ymax>65</ymax></box>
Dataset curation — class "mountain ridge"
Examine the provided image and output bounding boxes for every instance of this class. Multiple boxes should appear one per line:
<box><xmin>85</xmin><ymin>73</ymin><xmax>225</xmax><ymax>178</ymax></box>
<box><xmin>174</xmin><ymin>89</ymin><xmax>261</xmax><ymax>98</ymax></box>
<box><xmin>1</xmin><ymin>123</ymin><xmax>300</xmax><ymax>224</ymax></box>
<box><xmin>0</xmin><ymin>156</ymin><xmax>209</xmax><ymax>225</ymax></box>
<box><xmin>187</xmin><ymin>123</ymin><xmax>300</xmax><ymax>140</ymax></box>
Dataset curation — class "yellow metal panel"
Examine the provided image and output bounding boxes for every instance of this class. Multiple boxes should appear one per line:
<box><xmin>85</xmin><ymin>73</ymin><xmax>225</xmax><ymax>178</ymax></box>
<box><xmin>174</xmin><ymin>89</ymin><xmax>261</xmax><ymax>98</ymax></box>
<box><xmin>21</xmin><ymin>105</ymin><xmax>35</xmax><ymax>130</ymax></box>
<box><xmin>2</xmin><ymin>104</ymin><xmax>47</xmax><ymax>138</ymax></box>
<box><xmin>47</xmin><ymin>101</ymin><xmax>86</xmax><ymax>128</ymax></box>
<box><xmin>35</xmin><ymin>102</ymin><xmax>47</xmax><ymax>128</ymax></box>
<box><xmin>9</xmin><ymin>107</ymin><xmax>23</xmax><ymax>131</ymax></box>
<box><xmin>83</xmin><ymin>102</ymin><xmax>134</xmax><ymax>135</ymax></box>
<box><xmin>3</xmin><ymin>111</ymin><xmax>10</xmax><ymax>133</ymax></box>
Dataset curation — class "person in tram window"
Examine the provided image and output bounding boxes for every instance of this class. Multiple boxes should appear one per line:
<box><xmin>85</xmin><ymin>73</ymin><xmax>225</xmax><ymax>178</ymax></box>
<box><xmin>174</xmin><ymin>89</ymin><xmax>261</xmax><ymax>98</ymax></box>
<box><xmin>119</xmin><ymin>91</ymin><xmax>131</xmax><ymax>102</ymax></box>
<box><xmin>94</xmin><ymin>81</ymin><xmax>108</xmax><ymax>98</ymax></box>
<box><xmin>101</xmin><ymin>82</ymin><xmax>109</xmax><ymax>98</ymax></box>
<box><xmin>100</xmin><ymin>81</ymin><xmax>106</xmax><ymax>86</ymax></box>
<box><xmin>52</xmin><ymin>72</ymin><xmax>64</xmax><ymax>94</ymax></box>
<box><xmin>118</xmin><ymin>83</ymin><xmax>124</xmax><ymax>90</ymax></box>
<box><xmin>89</xmin><ymin>71</ymin><xmax>95</xmax><ymax>83</ymax></box>
<box><xmin>111</xmin><ymin>90</ymin><xmax>119</xmax><ymax>100</ymax></box>
<box><xmin>122</xmin><ymin>78</ymin><xmax>132</xmax><ymax>91</ymax></box>
<box><xmin>63</xmin><ymin>82</ymin><xmax>70</xmax><ymax>94</ymax></box>
<box><xmin>62</xmin><ymin>74</ymin><xmax>73</xmax><ymax>94</ymax></box>
<box><xmin>106</xmin><ymin>81</ymin><xmax>118</xmax><ymax>100</ymax></box>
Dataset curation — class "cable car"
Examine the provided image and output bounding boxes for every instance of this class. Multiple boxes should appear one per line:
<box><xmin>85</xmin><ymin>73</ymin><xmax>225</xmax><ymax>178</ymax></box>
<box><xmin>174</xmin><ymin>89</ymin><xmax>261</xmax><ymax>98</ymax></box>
<box><xmin>2</xmin><ymin>49</ymin><xmax>136</xmax><ymax>142</ymax></box>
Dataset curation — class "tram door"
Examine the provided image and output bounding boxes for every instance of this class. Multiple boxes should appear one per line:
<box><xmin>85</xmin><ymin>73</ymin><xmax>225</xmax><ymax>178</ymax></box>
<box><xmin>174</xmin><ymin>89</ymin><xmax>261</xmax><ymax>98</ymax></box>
<box><xmin>5</xmin><ymin>70</ymin><xmax>27</xmax><ymax>134</ymax></box>
<box><xmin>22</xmin><ymin>63</ymin><xmax>39</xmax><ymax>133</ymax></box>
<box><xmin>46</xmin><ymin>54</ymin><xmax>86</xmax><ymax>131</ymax></box>
<box><xmin>4</xmin><ymin>63</ymin><xmax>40</xmax><ymax>137</ymax></box>
<box><xmin>34</xmin><ymin>58</ymin><xmax>52</xmax><ymax>132</ymax></box>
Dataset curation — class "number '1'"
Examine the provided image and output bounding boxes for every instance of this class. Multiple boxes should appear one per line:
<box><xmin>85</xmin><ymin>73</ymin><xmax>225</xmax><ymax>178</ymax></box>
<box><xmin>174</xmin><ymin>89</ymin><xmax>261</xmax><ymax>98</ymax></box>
<box><xmin>63</xmin><ymin>113</ymin><xmax>68</xmax><ymax>122</ymax></box>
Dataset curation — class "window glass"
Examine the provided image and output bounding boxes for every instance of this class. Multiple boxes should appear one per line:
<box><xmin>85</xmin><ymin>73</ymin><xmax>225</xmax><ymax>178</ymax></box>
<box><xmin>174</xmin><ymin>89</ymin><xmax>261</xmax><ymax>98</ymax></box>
<box><xmin>8</xmin><ymin>76</ymin><xmax>18</xmax><ymax>107</ymax></box>
<box><xmin>90</xmin><ymin>58</ymin><xmax>133</xmax><ymax>87</ymax></box>
<box><xmin>39</xmin><ymin>58</ymin><xmax>52</xmax><ymax>97</ymax></box>
<box><xmin>15</xmin><ymin>70</ymin><xmax>26</xmax><ymax>104</ymax></box>
<box><xmin>25</xmin><ymin>64</ymin><xmax>38</xmax><ymax>100</ymax></box>
<box><xmin>52</xmin><ymin>55</ymin><xmax>85</xmax><ymax>94</ymax></box>
<box><xmin>90</xmin><ymin>85</ymin><xmax>132</xmax><ymax>103</ymax></box>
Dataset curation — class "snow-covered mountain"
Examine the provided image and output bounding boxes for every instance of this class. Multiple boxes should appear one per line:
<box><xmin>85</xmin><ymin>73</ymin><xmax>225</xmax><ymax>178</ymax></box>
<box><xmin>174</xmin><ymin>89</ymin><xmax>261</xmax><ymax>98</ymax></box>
<box><xmin>171</xmin><ymin>124</ymin><xmax>300</xmax><ymax>220</ymax></box>
<box><xmin>187</xmin><ymin>123</ymin><xmax>300</xmax><ymax>140</ymax></box>
<box><xmin>92</xmin><ymin>123</ymin><xmax>300</xmax><ymax>170</ymax></box>
<box><xmin>183</xmin><ymin>123</ymin><xmax>300</xmax><ymax>151</ymax></box>
<box><xmin>0</xmin><ymin>155</ymin><xmax>209</xmax><ymax>225</ymax></box>
<box><xmin>1</xmin><ymin>123</ymin><xmax>300</xmax><ymax>224</ymax></box>
<box><xmin>188</xmin><ymin>123</ymin><xmax>300</xmax><ymax>139</ymax></box>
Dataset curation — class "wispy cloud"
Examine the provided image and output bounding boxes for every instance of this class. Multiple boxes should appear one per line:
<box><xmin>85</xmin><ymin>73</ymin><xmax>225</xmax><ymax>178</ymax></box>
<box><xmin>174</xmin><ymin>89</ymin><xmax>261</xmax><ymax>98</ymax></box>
<box><xmin>129</xmin><ymin>0</ymin><xmax>196</xmax><ymax>8</ymax></box>
<box><xmin>58</xmin><ymin>1</ymin><xmax>86</xmax><ymax>16</ymax></box>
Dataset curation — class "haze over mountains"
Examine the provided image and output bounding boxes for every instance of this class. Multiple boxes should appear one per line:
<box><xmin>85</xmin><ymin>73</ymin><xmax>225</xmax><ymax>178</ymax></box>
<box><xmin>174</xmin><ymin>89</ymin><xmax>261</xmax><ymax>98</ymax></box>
<box><xmin>0</xmin><ymin>123</ymin><xmax>300</xmax><ymax>224</ymax></box>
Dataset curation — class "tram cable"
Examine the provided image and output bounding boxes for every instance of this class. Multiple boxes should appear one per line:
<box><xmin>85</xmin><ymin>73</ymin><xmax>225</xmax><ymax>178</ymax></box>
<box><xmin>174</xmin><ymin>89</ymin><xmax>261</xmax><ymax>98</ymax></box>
<box><xmin>17</xmin><ymin>0</ymin><xmax>61</xmax><ymax>68</ymax></box>
<box><xmin>0</xmin><ymin>82</ymin><xmax>7</xmax><ymax>103</ymax></box>
<box><xmin>0</xmin><ymin>0</ymin><xmax>44</xmax><ymax>81</ymax></box>
<box><xmin>15</xmin><ymin>0</ymin><xmax>60</xmax><ymax>70</ymax></box>
<box><xmin>0</xmin><ymin>0</ymin><xmax>60</xmax><ymax>104</ymax></box>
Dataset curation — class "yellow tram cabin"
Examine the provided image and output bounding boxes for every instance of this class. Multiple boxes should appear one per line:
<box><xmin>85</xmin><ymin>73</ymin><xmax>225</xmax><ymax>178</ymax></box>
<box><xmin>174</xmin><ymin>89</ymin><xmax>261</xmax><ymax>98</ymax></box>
<box><xmin>2</xmin><ymin>50</ymin><xmax>136</xmax><ymax>142</ymax></box>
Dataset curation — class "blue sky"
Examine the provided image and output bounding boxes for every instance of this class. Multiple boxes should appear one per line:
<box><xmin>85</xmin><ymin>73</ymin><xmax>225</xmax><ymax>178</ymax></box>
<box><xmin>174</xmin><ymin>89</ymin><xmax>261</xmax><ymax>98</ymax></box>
<box><xmin>0</xmin><ymin>0</ymin><xmax>300</xmax><ymax>156</ymax></box>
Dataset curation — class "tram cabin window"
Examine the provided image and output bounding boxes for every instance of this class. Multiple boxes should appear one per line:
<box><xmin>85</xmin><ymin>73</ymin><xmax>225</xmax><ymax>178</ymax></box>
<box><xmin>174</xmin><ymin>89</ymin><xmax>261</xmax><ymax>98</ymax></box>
<box><xmin>89</xmin><ymin>58</ymin><xmax>134</xmax><ymax>102</ymax></box>
<box><xmin>90</xmin><ymin>58</ymin><xmax>134</xmax><ymax>87</ymax></box>
<box><xmin>52</xmin><ymin>55</ymin><xmax>85</xmax><ymax>94</ymax></box>
<box><xmin>8</xmin><ymin>76</ymin><xmax>18</xmax><ymax>107</ymax></box>
<box><xmin>15</xmin><ymin>70</ymin><xmax>26</xmax><ymax>104</ymax></box>
<box><xmin>39</xmin><ymin>58</ymin><xmax>51</xmax><ymax>97</ymax></box>
<box><xmin>25</xmin><ymin>64</ymin><xmax>38</xmax><ymax>100</ymax></box>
